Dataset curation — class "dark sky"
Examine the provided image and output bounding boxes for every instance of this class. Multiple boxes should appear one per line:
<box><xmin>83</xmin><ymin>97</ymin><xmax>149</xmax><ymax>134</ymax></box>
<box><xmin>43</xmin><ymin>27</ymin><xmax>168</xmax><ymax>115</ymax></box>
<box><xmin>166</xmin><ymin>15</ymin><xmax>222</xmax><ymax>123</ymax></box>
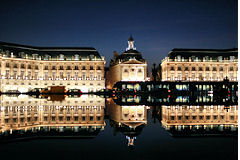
<box><xmin>0</xmin><ymin>0</ymin><xmax>237</xmax><ymax>67</ymax></box>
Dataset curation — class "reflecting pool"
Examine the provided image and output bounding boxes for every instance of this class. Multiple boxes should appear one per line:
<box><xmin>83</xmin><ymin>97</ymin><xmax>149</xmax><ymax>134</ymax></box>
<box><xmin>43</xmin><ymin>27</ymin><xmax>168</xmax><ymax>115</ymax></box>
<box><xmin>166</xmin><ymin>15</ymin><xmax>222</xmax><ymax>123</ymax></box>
<box><xmin>0</xmin><ymin>94</ymin><xmax>237</xmax><ymax>160</ymax></box>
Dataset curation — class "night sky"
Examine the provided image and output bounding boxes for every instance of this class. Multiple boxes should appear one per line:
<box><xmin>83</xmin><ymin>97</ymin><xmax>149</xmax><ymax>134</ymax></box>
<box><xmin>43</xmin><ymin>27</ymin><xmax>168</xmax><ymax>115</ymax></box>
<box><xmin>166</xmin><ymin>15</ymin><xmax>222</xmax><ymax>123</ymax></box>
<box><xmin>0</xmin><ymin>0</ymin><xmax>237</xmax><ymax>68</ymax></box>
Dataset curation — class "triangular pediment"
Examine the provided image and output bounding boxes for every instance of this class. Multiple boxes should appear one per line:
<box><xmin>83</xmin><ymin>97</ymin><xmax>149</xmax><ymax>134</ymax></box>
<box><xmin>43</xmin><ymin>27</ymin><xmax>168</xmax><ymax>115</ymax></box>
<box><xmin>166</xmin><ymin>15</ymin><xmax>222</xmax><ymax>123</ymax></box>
<box><xmin>122</xmin><ymin>58</ymin><xmax>144</xmax><ymax>64</ymax></box>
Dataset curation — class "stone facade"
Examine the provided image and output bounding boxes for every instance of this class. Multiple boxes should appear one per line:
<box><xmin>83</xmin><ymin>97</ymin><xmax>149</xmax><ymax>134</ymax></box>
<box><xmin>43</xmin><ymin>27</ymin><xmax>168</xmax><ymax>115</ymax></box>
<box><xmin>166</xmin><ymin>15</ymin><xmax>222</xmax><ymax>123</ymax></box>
<box><xmin>0</xmin><ymin>42</ymin><xmax>105</xmax><ymax>92</ymax></box>
<box><xmin>107</xmin><ymin>36</ymin><xmax>147</xmax><ymax>89</ymax></box>
<box><xmin>161</xmin><ymin>48</ymin><xmax>238</xmax><ymax>81</ymax></box>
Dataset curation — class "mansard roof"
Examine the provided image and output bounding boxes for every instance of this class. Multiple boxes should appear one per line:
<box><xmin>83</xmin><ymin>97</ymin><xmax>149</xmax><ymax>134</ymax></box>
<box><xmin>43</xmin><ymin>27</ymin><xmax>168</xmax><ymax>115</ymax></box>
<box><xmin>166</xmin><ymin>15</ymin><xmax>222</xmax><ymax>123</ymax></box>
<box><xmin>0</xmin><ymin>41</ymin><xmax>103</xmax><ymax>60</ymax></box>
<box><xmin>168</xmin><ymin>48</ymin><xmax>238</xmax><ymax>59</ymax></box>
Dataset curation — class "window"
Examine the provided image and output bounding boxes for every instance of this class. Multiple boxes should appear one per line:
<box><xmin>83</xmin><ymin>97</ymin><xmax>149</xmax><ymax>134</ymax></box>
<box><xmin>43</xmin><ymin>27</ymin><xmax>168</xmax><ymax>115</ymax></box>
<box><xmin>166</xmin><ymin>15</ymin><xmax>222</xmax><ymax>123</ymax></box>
<box><xmin>90</xmin><ymin>72</ymin><xmax>94</xmax><ymax>80</ymax></box>
<box><xmin>192</xmin><ymin>73</ymin><xmax>195</xmax><ymax>79</ymax></box>
<box><xmin>82</xmin><ymin>66</ymin><xmax>86</xmax><ymax>70</ymax></box>
<box><xmin>35</xmin><ymin>65</ymin><xmax>39</xmax><ymax>70</ymax></box>
<box><xmin>82</xmin><ymin>72</ymin><xmax>86</xmax><ymax>80</ymax></box>
<box><xmin>177</xmin><ymin>74</ymin><xmax>181</xmax><ymax>80</ymax></box>
<box><xmin>52</xmin><ymin>72</ymin><xmax>56</xmax><ymax>80</ymax></box>
<box><xmin>52</xmin><ymin>66</ymin><xmax>56</xmax><ymax>70</ymax></box>
<box><xmin>199</xmin><ymin>73</ymin><xmax>203</xmax><ymax>80</ymax></box>
<box><xmin>230</xmin><ymin>56</ymin><xmax>235</xmax><ymax>61</ymax></box>
<box><xmin>171</xmin><ymin>74</ymin><xmax>174</xmax><ymax>80</ymax></box>
<box><xmin>59</xmin><ymin>66</ymin><xmax>64</xmax><ymax>70</ymax></box>
<box><xmin>67</xmin><ymin>72</ymin><xmax>71</xmax><ymax>80</ymax></box>
<box><xmin>171</xmin><ymin>116</ymin><xmax>174</xmax><ymax>120</ymax></box>
<box><xmin>44</xmin><ymin>55</ymin><xmax>50</xmax><ymax>60</ymax></box>
<box><xmin>170</xmin><ymin>66</ymin><xmax>174</xmax><ymax>71</ymax></box>
<box><xmin>28</xmin><ymin>71</ymin><xmax>31</xmax><ymax>79</ymax></box>
<box><xmin>13</xmin><ymin>71</ymin><xmax>17</xmax><ymax>79</ymax></box>
<box><xmin>184</xmin><ymin>67</ymin><xmax>189</xmax><ymax>71</ymax></box>
<box><xmin>205</xmin><ymin>56</ymin><xmax>209</xmax><ymax>61</ymax></box>
<box><xmin>97</xmin><ymin>116</ymin><xmax>101</xmax><ymax>121</ymax></box>
<box><xmin>20</xmin><ymin>71</ymin><xmax>25</xmax><ymax>78</ymax></box>
<box><xmin>74</xmin><ymin>66</ymin><xmax>79</xmax><ymax>70</ymax></box>
<box><xmin>229</xmin><ymin>67</ymin><xmax>234</xmax><ymax>71</ymax></box>
<box><xmin>82</xmin><ymin>116</ymin><xmax>85</xmax><ymax>121</ymax></box>
<box><xmin>44</xmin><ymin>72</ymin><xmax>48</xmax><ymax>80</ymax></box>
<box><xmin>177</xmin><ymin>67</ymin><xmax>181</xmax><ymax>71</ymax></box>
<box><xmin>44</xmin><ymin>66</ymin><xmax>48</xmax><ymax>70</ymax></box>
<box><xmin>192</xmin><ymin>67</ymin><xmax>195</xmax><ymax>71</ymax></box>
<box><xmin>75</xmin><ymin>72</ymin><xmax>78</xmax><ymax>79</ymax></box>
<box><xmin>28</xmin><ymin>65</ymin><xmax>31</xmax><ymax>69</ymax></box>
<box><xmin>199</xmin><ymin>67</ymin><xmax>203</xmax><ymax>71</ymax></box>
<box><xmin>14</xmin><ymin>64</ymin><xmax>18</xmax><ymax>68</ymax></box>
<box><xmin>97</xmin><ymin>66</ymin><xmax>101</xmax><ymax>70</ymax></box>
<box><xmin>177</xmin><ymin>55</ymin><xmax>181</xmax><ymax>62</ymax></box>
<box><xmin>5</xmin><ymin>63</ymin><xmax>10</xmax><ymax>67</ymax></box>
<box><xmin>218</xmin><ymin>56</ymin><xmax>222</xmax><ymax>62</ymax></box>
<box><xmin>33</xmin><ymin>54</ymin><xmax>38</xmax><ymax>60</ymax></box>
<box><xmin>21</xmin><ymin>64</ymin><xmax>25</xmax><ymax>69</ymax></box>
<box><xmin>213</xmin><ymin>67</ymin><xmax>217</xmax><ymax>71</ymax></box>
<box><xmin>97</xmin><ymin>72</ymin><xmax>101</xmax><ymax>80</ymax></box>
<box><xmin>35</xmin><ymin>72</ymin><xmax>38</xmax><ymax>79</ymax></box>
<box><xmin>67</xmin><ymin>66</ymin><xmax>71</xmax><ymax>70</ymax></box>
<box><xmin>124</xmin><ymin>69</ymin><xmax>128</xmax><ymax>72</ymax></box>
<box><xmin>74</xmin><ymin>54</ymin><xmax>79</xmax><ymax>60</ymax></box>
<box><xmin>60</xmin><ymin>54</ymin><xmax>64</xmax><ymax>60</ymax></box>
<box><xmin>90</xmin><ymin>66</ymin><xmax>94</xmax><ymax>70</ymax></box>
<box><xmin>220</xmin><ymin>67</ymin><xmax>223</xmax><ymax>71</ymax></box>
<box><xmin>206</xmin><ymin>67</ymin><xmax>210</xmax><ymax>71</ymax></box>
<box><xmin>60</xmin><ymin>72</ymin><xmax>63</xmax><ymax>79</ymax></box>
<box><xmin>74</xmin><ymin>117</ymin><xmax>78</xmax><ymax>121</ymax></box>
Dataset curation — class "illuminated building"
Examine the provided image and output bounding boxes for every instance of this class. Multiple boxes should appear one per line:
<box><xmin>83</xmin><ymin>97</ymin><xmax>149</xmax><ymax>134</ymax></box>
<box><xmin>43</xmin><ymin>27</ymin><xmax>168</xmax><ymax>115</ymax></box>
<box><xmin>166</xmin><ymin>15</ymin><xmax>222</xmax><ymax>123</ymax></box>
<box><xmin>106</xmin><ymin>36</ymin><xmax>147</xmax><ymax>89</ymax></box>
<box><xmin>161</xmin><ymin>105</ymin><xmax>238</xmax><ymax>136</ymax></box>
<box><xmin>0</xmin><ymin>95</ymin><xmax>105</xmax><ymax>139</ymax></box>
<box><xmin>161</xmin><ymin>48</ymin><xmax>238</xmax><ymax>81</ymax></box>
<box><xmin>0</xmin><ymin>42</ymin><xmax>105</xmax><ymax>93</ymax></box>
<box><xmin>106</xmin><ymin>98</ymin><xmax>148</xmax><ymax>147</ymax></box>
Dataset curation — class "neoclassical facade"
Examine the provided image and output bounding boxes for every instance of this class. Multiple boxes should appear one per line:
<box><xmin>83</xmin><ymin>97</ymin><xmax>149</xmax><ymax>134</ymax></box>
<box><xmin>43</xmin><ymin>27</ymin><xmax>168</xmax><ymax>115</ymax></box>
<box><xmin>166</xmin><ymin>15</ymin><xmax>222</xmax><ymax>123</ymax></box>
<box><xmin>161</xmin><ymin>48</ymin><xmax>238</xmax><ymax>81</ymax></box>
<box><xmin>0</xmin><ymin>41</ymin><xmax>105</xmax><ymax>93</ymax></box>
<box><xmin>106</xmin><ymin>36</ymin><xmax>147</xmax><ymax>89</ymax></box>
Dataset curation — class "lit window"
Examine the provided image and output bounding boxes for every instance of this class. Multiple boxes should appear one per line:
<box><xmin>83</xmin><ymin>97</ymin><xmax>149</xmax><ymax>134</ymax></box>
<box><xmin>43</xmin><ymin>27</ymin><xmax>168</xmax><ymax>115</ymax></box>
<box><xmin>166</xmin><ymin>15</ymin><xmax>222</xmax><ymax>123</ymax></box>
<box><xmin>67</xmin><ymin>72</ymin><xmax>71</xmax><ymax>80</ymax></box>
<box><xmin>82</xmin><ymin>72</ymin><xmax>86</xmax><ymax>80</ymax></box>
<box><xmin>89</xmin><ymin>72</ymin><xmax>94</xmax><ymax>80</ymax></box>
<box><xmin>60</xmin><ymin>54</ymin><xmax>64</xmax><ymax>60</ymax></box>
<box><xmin>97</xmin><ymin>72</ymin><xmax>101</xmax><ymax>80</ymax></box>
<box><xmin>74</xmin><ymin>54</ymin><xmax>79</xmax><ymax>60</ymax></box>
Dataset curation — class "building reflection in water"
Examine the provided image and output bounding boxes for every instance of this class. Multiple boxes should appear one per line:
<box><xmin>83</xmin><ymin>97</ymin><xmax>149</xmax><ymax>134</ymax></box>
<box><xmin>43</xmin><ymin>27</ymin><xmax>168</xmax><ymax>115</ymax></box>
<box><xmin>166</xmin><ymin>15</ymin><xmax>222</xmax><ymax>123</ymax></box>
<box><xmin>106</xmin><ymin>98</ymin><xmax>148</xmax><ymax>147</ymax></box>
<box><xmin>160</xmin><ymin>105</ymin><xmax>238</xmax><ymax>136</ymax></box>
<box><xmin>0</xmin><ymin>94</ymin><xmax>238</xmax><ymax>145</ymax></box>
<box><xmin>0</xmin><ymin>94</ymin><xmax>105</xmax><ymax>140</ymax></box>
